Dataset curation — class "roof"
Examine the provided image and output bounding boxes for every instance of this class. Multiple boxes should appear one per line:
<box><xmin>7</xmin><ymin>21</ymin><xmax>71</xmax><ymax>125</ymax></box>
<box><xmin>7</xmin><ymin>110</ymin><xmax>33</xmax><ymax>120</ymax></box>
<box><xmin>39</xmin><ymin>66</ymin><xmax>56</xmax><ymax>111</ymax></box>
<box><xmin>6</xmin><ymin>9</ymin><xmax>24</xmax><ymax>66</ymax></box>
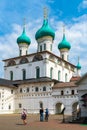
<box><xmin>35</xmin><ymin>19</ymin><xmax>55</xmax><ymax>40</ymax></box>
<box><xmin>17</xmin><ymin>27</ymin><xmax>31</xmax><ymax>45</ymax></box>
<box><xmin>58</xmin><ymin>34</ymin><xmax>71</xmax><ymax>50</ymax></box>
<box><xmin>53</xmin><ymin>81</ymin><xmax>77</xmax><ymax>89</ymax></box>
<box><xmin>0</xmin><ymin>78</ymin><xmax>17</xmax><ymax>88</ymax></box>
<box><xmin>3</xmin><ymin>51</ymin><xmax>76</xmax><ymax>68</ymax></box>
<box><xmin>70</xmin><ymin>76</ymin><xmax>81</xmax><ymax>82</ymax></box>
<box><xmin>76</xmin><ymin>62</ymin><xmax>81</xmax><ymax>69</ymax></box>
<box><xmin>12</xmin><ymin>77</ymin><xmax>59</xmax><ymax>85</ymax></box>
<box><xmin>76</xmin><ymin>73</ymin><xmax>87</xmax><ymax>85</ymax></box>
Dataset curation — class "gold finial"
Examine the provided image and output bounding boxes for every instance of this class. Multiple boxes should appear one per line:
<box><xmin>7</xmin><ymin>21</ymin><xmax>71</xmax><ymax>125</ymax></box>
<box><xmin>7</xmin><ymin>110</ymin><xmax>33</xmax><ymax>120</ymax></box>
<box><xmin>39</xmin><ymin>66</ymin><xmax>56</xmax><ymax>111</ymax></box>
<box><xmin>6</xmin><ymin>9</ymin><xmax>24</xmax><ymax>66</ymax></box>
<box><xmin>63</xmin><ymin>24</ymin><xmax>65</xmax><ymax>35</ymax></box>
<box><xmin>23</xmin><ymin>18</ymin><xmax>26</xmax><ymax>29</ymax></box>
<box><xmin>78</xmin><ymin>56</ymin><xmax>80</xmax><ymax>62</ymax></box>
<box><xmin>43</xmin><ymin>7</ymin><xmax>48</xmax><ymax>19</ymax></box>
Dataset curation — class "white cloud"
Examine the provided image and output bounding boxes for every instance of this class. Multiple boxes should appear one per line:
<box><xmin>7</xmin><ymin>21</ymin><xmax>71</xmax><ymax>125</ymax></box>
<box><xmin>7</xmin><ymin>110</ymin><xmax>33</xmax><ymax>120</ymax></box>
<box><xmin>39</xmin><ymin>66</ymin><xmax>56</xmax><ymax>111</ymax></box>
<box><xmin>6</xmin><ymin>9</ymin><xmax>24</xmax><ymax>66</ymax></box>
<box><xmin>78</xmin><ymin>0</ymin><xmax>87</xmax><ymax>11</ymax></box>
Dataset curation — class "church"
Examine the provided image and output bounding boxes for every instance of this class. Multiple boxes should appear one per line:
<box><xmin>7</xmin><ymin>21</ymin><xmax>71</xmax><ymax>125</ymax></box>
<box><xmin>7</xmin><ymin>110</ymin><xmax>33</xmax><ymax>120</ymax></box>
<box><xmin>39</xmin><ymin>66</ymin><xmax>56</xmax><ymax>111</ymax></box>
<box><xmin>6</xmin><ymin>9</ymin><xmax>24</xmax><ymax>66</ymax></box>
<box><xmin>1</xmin><ymin>9</ymin><xmax>86</xmax><ymax>117</ymax></box>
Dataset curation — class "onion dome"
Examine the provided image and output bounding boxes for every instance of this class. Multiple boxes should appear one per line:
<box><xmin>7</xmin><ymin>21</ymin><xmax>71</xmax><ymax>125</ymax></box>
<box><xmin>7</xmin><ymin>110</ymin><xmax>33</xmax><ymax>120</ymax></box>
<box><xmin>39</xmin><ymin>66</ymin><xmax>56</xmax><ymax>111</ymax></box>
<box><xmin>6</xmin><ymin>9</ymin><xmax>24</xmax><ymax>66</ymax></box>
<box><xmin>17</xmin><ymin>26</ymin><xmax>31</xmax><ymax>45</ymax></box>
<box><xmin>76</xmin><ymin>58</ymin><xmax>81</xmax><ymax>69</ymax></box>
<box><xmin>35</xmin><ymin>19</ymin><xmax>55</xmax><ymax>40</ymax></box>
<box><xmin>35</xmin><ymin>7</ymin><xmax>55</xmax><ymax>40</ymax></box>
<box><xmin>58</xmin><ymin>34</ymin><xmax>71</xmax><ymax>50</ymax></box>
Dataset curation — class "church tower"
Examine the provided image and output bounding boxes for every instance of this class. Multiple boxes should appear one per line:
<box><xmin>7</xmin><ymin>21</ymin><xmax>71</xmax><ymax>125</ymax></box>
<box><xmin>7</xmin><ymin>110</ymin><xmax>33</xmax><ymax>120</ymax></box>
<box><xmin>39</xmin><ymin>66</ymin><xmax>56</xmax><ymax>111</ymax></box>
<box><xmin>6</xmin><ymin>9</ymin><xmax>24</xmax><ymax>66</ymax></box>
<box><xmin>58</xmin><ymin>25</ymin><xmax>71</xmax><ymax>61</ymax></box>
<box><xmin>17</xmin><ymin>20</ymin><xmax>31</xmax><ymax>56</ymax></box>
<box><xmin>35</xmin><ymin>7</ymin><xmax>55</xmax><ymax>52</ymax></box>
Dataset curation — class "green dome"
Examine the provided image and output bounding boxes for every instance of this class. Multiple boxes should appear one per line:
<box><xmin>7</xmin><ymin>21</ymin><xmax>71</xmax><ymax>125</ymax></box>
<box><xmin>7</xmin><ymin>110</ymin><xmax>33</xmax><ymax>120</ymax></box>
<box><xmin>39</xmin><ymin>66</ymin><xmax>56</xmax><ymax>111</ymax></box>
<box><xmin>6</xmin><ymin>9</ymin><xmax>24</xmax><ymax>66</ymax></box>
<box><xmin>76</xmin><ymin>62</ymin><xmax>81</xmax><ymax>69</ymax></box>
<box><xmin>17</xmin><ymin>27</ymin><xmax>31</xmax><ymax>45</ymax></box>
<box><xmin>58</xmin><ymin>34</ymin><xmax>71</xmax><ymax>50</ymax></box>
<box><xmin>35</xmin><ymin>19</ymin><xmax>55</xmax><ymax>40</ymax></box>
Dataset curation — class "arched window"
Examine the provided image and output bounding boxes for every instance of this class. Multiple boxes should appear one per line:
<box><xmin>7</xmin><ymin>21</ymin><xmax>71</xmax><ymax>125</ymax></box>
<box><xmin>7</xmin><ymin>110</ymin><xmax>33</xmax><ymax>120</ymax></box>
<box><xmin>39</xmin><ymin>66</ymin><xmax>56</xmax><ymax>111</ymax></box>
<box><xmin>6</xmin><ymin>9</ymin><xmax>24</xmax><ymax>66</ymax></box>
<box><xmin>43</xmin><ymin>86</ymin><xmax>46</xmax><ymax>91</ymax></box>
<box><xmin>20</xmin><ymin>57</ymin><xmax>29</xmax><ymax>64</ymax></box>
<box><xmin>61</xmin><ymin>54</ymin><xmax>64</xmax><ymax>59</ymax></box>
<box><xmin>50</xmin><ymin>44</ymin><xmax>52</xmax><ymax>51</ymax></box>
<box><xmin>36</xmin><ymin>67</ymin><xmax>40</xmax><ymax>79</ymax></box>
<box><xmin>20</xmin><ymin>50</ymin><xmax>22</xmax><ymax>56</ymax></box>
<box><xmin>35</xmin><ymin>87</ymin><xmax>38</xmax><ymax>92</ymax></box>
<box><xmin>8</xmin><ymin>60</ymin><xmax>16</xmax><ymax>66</ymax></box>
<box><xmin>27</xmin><ymin>88</ymin><xmax>29</xmax><ymax>92</ymax></box>
<box><xmin>40</xmin><ymin>45</ymin><xmax>42</xmax><ymax>51</ymax></box>
<box><xmin>61</xmin><ymin>90</ymin><xmax>64</xmax><ymax>95</ymax></box>
<box><xmin>19</xmin><ymin>103</ymin><xmax>22</xmax><ymax>108</ymax></box>
<box><xmin>20</xmin><ymin>88</ymin><xmax>22</xmax><ymax>93</ymax></box>
<box><xmin>65</xmin><ymin>73</ymin><xmax>68</xmax><ymax>82</ymax></box>
<box><xmin>50</xmin><ymin>67</ymin><xmax>53</xmax><ymax>79</ymax></box>
<box><xmin>71</xmin><ymin>90</ymin><xmax>74</xmax><ymax>95</ymax></box>
<box><xmin>22</xmin><ymin>69</ymin><xmax>26</xmax><ymax>80</ymax></box>
<box><xmin>8</xmin><ymin>104</ymin><xmax>11</xmax><ymax>109</ymax></box>
<box><xmin>58</xmin><ymin>70</ymin><xmax>61</xmax><ymax>81</ymax></box>
<box><xmin>10</xmin><ymin>71</ymin><xmax>13</xmax><ymax>80</ymax></box>
<box><xmin>33</xmin><ymin>54</ymin><xmax>43</xmax><ymax>62</ymax></box>
<box><xmin>44</xmin><ymin>44</ymin><xmax>46</xmax><ymax>50</ymax></box>
<box><xmin>39</xmin><ymin>102</ymin><xmax>43</xmax><ymax>108</ymax></box>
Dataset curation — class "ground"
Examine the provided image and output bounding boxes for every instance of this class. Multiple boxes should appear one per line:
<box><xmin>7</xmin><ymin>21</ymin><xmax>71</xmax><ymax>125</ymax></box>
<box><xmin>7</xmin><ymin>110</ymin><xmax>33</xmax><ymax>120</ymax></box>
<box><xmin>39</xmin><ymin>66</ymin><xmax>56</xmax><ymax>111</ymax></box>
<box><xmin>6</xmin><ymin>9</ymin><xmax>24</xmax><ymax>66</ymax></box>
<box><xmin>0</xmin><ymin>114</ymin><xmax>87</xmax><ymax>130</ymax></box>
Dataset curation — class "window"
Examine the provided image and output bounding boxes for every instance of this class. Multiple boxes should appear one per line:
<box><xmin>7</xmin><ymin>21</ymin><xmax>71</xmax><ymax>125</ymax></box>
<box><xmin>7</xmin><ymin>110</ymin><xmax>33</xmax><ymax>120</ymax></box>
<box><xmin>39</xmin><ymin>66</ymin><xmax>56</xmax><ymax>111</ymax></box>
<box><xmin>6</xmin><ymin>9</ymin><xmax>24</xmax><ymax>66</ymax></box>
<box><xmin>50</xmin><ymin>44</ymin><xmax>52</xmax><ymax>51</ymax></box>
<box><xmin>11</xmin><ymin>90</ymin><xmax>13</xmax><ymax>94</ymax></box>
<box><xmin>71</xmin><ymin>90</ymin><xmax>74</xmax><ymax>95</ymax></box>
<box><xmin>40</xmin><ymin>45</ymin><xmax>42</xmax><ymax>51</ymax></box>
<box><xmin>62</xmin><ymin>54</ymin><xmax>64</xmax><ymax>59</ymax></box>
<box><xmin>58</xmin><ymin>71</ymin><xmax>61</xmax><ymax>81</ymax></box>
<box><xmin>44</xmin><ymin>44</ymin><xmax>46</xmax><ymax>50</ymax></box>
<box><xmin>61</xmin><ymin>90</ymin><xmax>64</xmax><ymax>95</ymax></box>
<box><xmin>10</xmin><ymin>71</ymin><xmax>13</xmax><ymax>80</ymax></box>
<box><xmin>8</xmin><ymin>60</ymin><xmax>16</xmax><ymax>66</ymax></box>
<box><xmin>26</xmin><ymin>50</ymin><xmax>27</xmax><ymax>55</ymax></box>
<box><xmin>20</xmin><ymin>50</ymin><xmax>22</xmax><ymax>56</ymax></box>
<box><xmin>20</xmin><ymin>57</ymin><xmax>28</xmax><ymax>64</ymax></box>
<box><xmin>39</xmin><ymin>102</ymin><xmax>43</xmax><ymax>108</ymax></box>
<box><xmin>22</xmin><ymin>69</ymin><xmax>26</xmax><ymax>80</ymax></box>
<box><xmin>65</xmin><ymin>73</ymin><xmax>68</xmax><ymax>82</ymax></box>
<box><xmin>33</xmin><ymin>54</ymin><xmax>43</xmax><ymax>62</ymax></box>
<box><xmin>20</xmin><ymin>88</ymin><xmax>22</xmax><ymax>93</ymax></box>
<box><xmin>35</xmin><ymin>87</ymin><xmax>38</xmax><ymax>92</ymax></box>
<box><xmin>67</xmin><ymin>55</ymin><xmax>69</xmax><ymax>61</ymax></box>
<box><xmin>50</xmin><ymin>67</ymin><xmax>53</xmax><ymax>79</ymax></box>
<box><xmin>8</xmin><ymin>105</ymin><xmax>11</xmax><ymax>109</ymax></box>
<box><xmin>43</xmin><ymin>86</ymin><xmax>46</xmax><ymax>91</ymax></box>
<box><xmin>19</xmin><ymin>103</ymin><xmax>22</xmax><ymax>108</ymax></box>
<box><xmin>27</xmin><ymin>88</ymin><xmax>29</xmax><ymax>92</ymax></box>
<box><xmin>36</xmin><ymin>67</ymin><xmax>40</xmax><ymax>78</ymax></box>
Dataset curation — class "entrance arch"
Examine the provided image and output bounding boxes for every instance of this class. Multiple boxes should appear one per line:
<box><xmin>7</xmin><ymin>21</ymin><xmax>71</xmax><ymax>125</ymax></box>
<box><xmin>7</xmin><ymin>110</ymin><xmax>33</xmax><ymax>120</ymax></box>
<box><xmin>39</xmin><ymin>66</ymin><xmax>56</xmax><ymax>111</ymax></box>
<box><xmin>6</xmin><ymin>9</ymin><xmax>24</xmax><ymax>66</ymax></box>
<box><xmin>72</xmin><ymin>102</ymin><xmax>79</xmax><ymax>112</ymax></box>
<box><xmin>55</xmin><ymin>102</ymin><xmax>64</xmax><ymax>114</ymax></box>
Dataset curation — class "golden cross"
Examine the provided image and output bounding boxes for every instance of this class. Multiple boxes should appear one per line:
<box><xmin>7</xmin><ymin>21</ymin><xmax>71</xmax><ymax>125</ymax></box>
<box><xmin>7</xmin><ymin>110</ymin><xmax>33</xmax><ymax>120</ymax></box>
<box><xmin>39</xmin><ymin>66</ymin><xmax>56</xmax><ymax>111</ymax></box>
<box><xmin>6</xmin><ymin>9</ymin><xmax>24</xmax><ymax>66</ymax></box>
<box><xmin>23</xmin><ymin>18</ymin><xmax>26</xmax><ymax>28</ymax></box>
<box><xmin>43</xmin><ymin>7</ymin><xmax>48</xmax><ymax>19</ymax></box>
<box><xmin>63</xmin><ymin>24</ymin><xmax>65</xmax><ymax>35</ymax></box>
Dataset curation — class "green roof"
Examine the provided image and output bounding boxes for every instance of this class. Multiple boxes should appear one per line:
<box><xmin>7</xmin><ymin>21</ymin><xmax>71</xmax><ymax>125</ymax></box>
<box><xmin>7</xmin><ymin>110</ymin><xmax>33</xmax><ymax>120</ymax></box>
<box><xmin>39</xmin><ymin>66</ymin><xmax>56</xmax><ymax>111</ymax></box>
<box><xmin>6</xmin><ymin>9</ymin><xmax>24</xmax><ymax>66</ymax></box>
<box><xmin>17</xmin><ymin>27</ymin><xmax>31</xmax><ymax>45</ymax></box>
<box><xmin>58</xmin><ymin>34</ymin><xmax>71</xmax><ymax>50</ymax></box>
<box><xmin>76</xmin><ymin>62</ymin><xmax>81</xmax><ymax>69</ymax></box>
<box><xmin>35</xmin><ymin>19</ymin><xmax>55</xmax><ymax>40</ymax></box>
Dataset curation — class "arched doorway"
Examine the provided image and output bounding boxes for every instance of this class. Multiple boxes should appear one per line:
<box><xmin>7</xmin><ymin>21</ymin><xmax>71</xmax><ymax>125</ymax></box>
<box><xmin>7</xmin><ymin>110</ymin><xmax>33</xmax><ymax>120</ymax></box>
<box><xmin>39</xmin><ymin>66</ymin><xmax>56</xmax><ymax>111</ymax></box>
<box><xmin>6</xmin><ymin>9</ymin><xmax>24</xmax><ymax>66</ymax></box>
<box><xmin>55</xmin><ymin>103</ymin><xmax>64</xmax><ymax>114</ymax></box>
<box><xmin>72</xmin><ymin>102</ymin><xmax>79</xmax><ymax>112</ymax></box>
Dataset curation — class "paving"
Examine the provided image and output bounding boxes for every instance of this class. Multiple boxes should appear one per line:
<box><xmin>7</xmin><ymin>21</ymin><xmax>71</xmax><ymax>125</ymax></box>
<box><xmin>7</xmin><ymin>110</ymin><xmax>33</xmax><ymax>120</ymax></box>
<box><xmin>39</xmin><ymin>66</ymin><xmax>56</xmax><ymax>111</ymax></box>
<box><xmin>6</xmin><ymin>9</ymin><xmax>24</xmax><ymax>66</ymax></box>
<box><xmin>0</xmin><ymin>114</ymin><xmax>87</xmax><ymax>130</ymax></box>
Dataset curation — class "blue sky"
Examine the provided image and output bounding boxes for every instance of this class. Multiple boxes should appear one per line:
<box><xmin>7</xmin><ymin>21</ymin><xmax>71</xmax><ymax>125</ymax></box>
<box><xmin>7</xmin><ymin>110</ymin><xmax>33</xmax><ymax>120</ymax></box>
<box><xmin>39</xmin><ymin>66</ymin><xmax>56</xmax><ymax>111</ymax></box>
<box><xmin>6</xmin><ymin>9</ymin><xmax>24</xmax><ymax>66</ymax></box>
<box><xmin>0</xmin><ymin>0</ymin><xmax>87</xmax><ymax>77</ymax></box>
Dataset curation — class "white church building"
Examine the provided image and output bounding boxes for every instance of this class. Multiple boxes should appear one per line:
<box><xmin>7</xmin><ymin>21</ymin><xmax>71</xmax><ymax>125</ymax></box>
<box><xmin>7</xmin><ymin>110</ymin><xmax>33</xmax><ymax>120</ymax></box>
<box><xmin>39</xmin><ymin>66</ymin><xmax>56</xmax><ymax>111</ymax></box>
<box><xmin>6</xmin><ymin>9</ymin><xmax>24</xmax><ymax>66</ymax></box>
<box><xmin>0</xmin><ymin>9</ymin><xmax>84</xmax><ymax>116</ymax></box>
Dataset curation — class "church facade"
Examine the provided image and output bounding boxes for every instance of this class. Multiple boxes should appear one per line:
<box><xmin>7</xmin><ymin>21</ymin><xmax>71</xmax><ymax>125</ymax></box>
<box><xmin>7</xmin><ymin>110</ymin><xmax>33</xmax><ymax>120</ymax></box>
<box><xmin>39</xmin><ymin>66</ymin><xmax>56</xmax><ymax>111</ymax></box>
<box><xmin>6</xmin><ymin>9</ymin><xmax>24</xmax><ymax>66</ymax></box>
<box><xmin>0</xmin><ymin>10</ymin><xmax>82</xmax><ymax>115</ymax></box>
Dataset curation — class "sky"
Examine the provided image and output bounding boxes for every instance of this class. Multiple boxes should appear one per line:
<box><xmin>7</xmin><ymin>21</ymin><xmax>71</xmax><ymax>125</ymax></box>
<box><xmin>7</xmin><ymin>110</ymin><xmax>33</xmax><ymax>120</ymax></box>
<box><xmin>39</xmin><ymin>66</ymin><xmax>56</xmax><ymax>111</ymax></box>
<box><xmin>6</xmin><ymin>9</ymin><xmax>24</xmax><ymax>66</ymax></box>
<box><xmin>0</xmin><ymin>0</ymin><xmax>87</xmax><ymax>78</ymax></box>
